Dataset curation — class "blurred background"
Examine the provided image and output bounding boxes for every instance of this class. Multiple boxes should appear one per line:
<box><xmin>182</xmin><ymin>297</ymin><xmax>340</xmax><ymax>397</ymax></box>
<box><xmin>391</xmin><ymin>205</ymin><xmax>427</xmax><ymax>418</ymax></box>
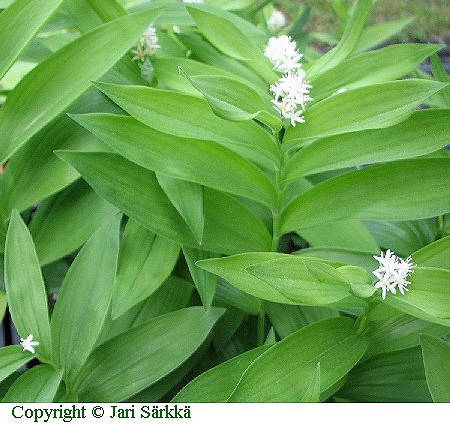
<box><xmin>275</xmin><ymin>0</ymin><xmax>449</xmax><ymax>43</ymax></box>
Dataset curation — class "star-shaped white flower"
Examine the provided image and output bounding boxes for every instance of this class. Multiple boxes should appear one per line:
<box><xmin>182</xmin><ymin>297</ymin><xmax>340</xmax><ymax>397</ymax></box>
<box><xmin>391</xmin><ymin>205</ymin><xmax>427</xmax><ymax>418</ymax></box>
<box><xmin>20</xmin><ymin>334</ymin><xmax>39</xmax><ymax>354</ymax></box>
<box><xmin>264</xmin><ymin>35</ymin><xmax>303</xmax><ymax>73</ymax></box>
<box><xmin>372</xmin><ymin>250</ymin><xmax>416</xmax><ymax>299</ymax></box>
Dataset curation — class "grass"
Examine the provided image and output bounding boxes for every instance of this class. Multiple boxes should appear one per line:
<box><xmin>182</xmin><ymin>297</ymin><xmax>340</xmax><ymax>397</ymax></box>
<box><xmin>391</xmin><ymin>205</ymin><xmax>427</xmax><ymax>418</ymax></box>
<box><xmin>274</xmin><ymin>0</ymin><xmax>450</xmax><ymax>42</ymax></box>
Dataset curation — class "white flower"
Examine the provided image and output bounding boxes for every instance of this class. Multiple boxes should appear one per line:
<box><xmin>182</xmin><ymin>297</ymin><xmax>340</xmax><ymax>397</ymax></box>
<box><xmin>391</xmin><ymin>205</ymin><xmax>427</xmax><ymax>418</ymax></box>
<box><xmin>268</xmin><ymin>10</ymin><xmax>287</xmax><ymax>32</ymax></box>
<box><xmin>20</xmin><ymin>334</ymin><xmax>39</xmax><ymax>354</ymax></box>
<box><xmin>270</xmin><ymin>70</ymin><xmax>313</xmax><ymax>126</ymax></box>
<box><xmin>373</xmin><ymin>250</ymin><xmax>416</xmax><ymax>299</ymax></box>
<box><xmin>183</xmin><ymin>0</ymin><xmax>204</xmax><ymax>3</ymax></box>
<box><xmin>131</xmin><ymin>25</ymin><xmax>160</xmax><ymax>63</ymax></box>
<box><xmin>264</xmin><ymin>35</ymin><xmax>303</xmax><ymax>73</ymax></box>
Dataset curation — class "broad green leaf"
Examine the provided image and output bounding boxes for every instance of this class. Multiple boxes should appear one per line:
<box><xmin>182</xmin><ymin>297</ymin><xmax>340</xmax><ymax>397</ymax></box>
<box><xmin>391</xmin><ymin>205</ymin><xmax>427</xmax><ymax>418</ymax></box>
<box><xmin>92</xmin><ymin>82</ymin><xmax>279</xmax><ymax>169</ymax></box>
<box><xmin>300</xmin><ymin>362</ymin><xmax>321</xmax><ymax>403</ymax></box>
<box><xmin>0</xmin><ymin>291</ymin><xmax>6</xmax><ymax>322</ymax></box>
<box><xmin>1</xmin><ymin>365</ymin><xmax>63</xmax><ymax>403</ymax></box>
<box><xmin>0</xmin><ymin>0</ymin><xmax>64</xmax><ymax>79</ymax></box>
<box><xmin>70</xmin><ymin>113</ymin><xmax>277</xmax><ymax>208</ymax></box>
<box><xmin>283</xmin><ymin>80</ymin><xmax>447</xmax><ymax>150</ymax></box>
<box><xmin>431</xmin><ymin>54</ymin><xmax>450</xmax><ymax>107</ymax></box>
<box><xmin>197</xmin><ymin>253</ymin><xmax>351</xmax><ymax>306</ymax></box>
<box><xmin>421</xmin><ymin>335</ymin><xmax>450</xmax><ymax>402</ymax></box>
<box><xmin>29</xmin><ymin>180</ymin><xmax>118</xmax><ymax>265</ymax></box>
<box><xmin>181</xmin><ymin>72</ymin><xmax>280</xmax><ymax>129</ymax></box>
<box><xmin>4</xmin><ymin>211</ymin><xmax>51</xmax><ymax>360</ymax></box>
<box><xmin>307</xmin><ymin>0</ymin><xmax>374</xmax><ymax>78</ymax></box>
<box><xmin>0</xmin><ymin>88</ymin><xmax>119</xmax><ymax>225</ymax></box>
<box><xmin>186</xmin><ymin>5</ymin><xmax>276</xmax><ymax>81</ymax></box>
<box><xmin>353</xmin><ymin>18</ymin><xmax>414</xmax><ymax>55</ymax></box>
<box><xmin>228</xmin><ymin>318</ymin><xmax>368</xmax><ymax>401</ymax></box>
<box><xmin>152</xmin><ymin>57</ymin><xmax>268</xmax><ymax>99</ymax></box>
<box><xmin>215</xmin><ymin>279</ymin><xmax>263</xmax><ymax>316</ymax></box>
<box><xmin>51</xmin><ymin>214</ymin><xmax>121</xmax><ymax>384</ymax></box>
<box><xmin>266</xmin><ymin>302</ymin><xmax>340</xmax><ymax>339</ymax></box>
<box><xmin>56</xmin><ymin>151</ymin><xmax>272</xmax><ymax>254</ymax></box>
<box><xmin>75</xmin><ymin>307</ymin><xmax>224</xmax><ymax>401</ymax></box>
<box><xmin>112</xmin><ymin>219</ymin><xmax>180</xmax><ymax>319</ymax></box>
<box><xmin>311</xmin><ymin>44</ymin><xmax>442</xmax><ymax>101</ymax></box>
<box><xmin>364</xmin><ymin>219</ymin><xmax>438</xmax><ymax>257</ymax></box>
<box><xmin>336</xmin><ymin>347</ymin><xmax>432</xmax><ymax>402</ymax></box>
<box><xmin>285</xmin><ymin>109</ymin><xmax>450</xmax><ymax>180</ymax></box>
<box><xmin>183</xmin><ymin>248</ymin><xmax>218</xmax><ymax>310</ymax></box>
<box><xmin>156</xmin><ymin>174</ymin><xmax>204</xmax><ymax>244</ymax></box>
<box><xmin>172</xmin><ymin>346</ymin><xmax>269</xmax><ymax>402</ymax></box>
<box><xmin>413</xmin><ymin>235</ymin><xmax>450</xmax><ymax>270</ymax></box>
<box><xmin>296</xmin><ymin>220</ymin><xmax>379</xmax><ymax>253</ymax></box>
<box><xmin>282</xmin><ymin>159</ymin><xmax>450</xmax><ymax>233</ymax></box>
<box><xmin>0</xmin><ymin>346</ymin><xmax>33</xmax><ymax>384</ymax></box>
<box><xmin>383</xmin><ymin>267</ymin><xmax>450</xmax><ymax>326</ymax></box>
<box><xmin>0</xmin><ymin>6</ymin><xmax>163</xmax><ymax>163</ymax></box>
<box><xmin>294</xmin><ymin>247</ymin><xmax>377</xmax><ymax>272</ymax></box>
<box><xmin>368</xmin><ymin>315</ymin><xmax>449</xmax><ymax>357</ymax></box>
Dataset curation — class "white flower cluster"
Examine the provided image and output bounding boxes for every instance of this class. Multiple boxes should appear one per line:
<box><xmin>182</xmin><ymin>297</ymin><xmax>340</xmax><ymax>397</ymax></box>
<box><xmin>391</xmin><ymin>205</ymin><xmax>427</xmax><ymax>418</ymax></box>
<box><xmin>20</xmin><ymin>334</ymin><xmax>39</xmax><ymax>354</ymax></box>
<box><xmin>265</xmin><ymin>35</ymin><xmax>312</xmax><ymax>126</ymax></box>
<box><xmin>183</xmin><ymin>0</ymin><xmax>204</xmax><ymax>3</ymax></box>
<box><xmin>267</xmin><ymin>10</ymin><xmax>287</xmax><ymax>32</ymax></box>
<box><xmin>372</xmin><ymin>249</ymin><xmax>416</xmax><ymax>300</ymax></box>
<box><xmin>131</xmin><ymin>26</ymin><xmax>160</xmax><ymax>63</ymax></box>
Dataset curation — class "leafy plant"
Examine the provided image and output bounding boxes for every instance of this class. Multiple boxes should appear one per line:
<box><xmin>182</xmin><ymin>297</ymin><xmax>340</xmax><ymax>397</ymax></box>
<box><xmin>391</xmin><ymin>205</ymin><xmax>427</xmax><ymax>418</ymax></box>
<box><xmin>0</xmin><ymin>0</ymin><xmax>449</xmax><ymax>403</ymax></box>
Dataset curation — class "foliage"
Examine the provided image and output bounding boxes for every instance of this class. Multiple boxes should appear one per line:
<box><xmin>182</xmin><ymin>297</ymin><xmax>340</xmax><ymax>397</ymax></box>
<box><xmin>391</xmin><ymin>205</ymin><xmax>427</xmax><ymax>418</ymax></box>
<box><xmin>0</xmin><ymin>0</ymin><xmax>449</xmax><ymax>403</ymax></box>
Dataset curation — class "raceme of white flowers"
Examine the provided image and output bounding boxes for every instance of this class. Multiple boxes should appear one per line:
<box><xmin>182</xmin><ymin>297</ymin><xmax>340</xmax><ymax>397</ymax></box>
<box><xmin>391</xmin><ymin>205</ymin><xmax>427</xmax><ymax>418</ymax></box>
<box><xmin>265</xmin><ymin>35</ymin><xmax>312</xmax><ymax>126</ymax></box>
<box><xmin>372</xmin><ymin>249</ymin><xmax>416</xmax><ymax>300</ymax></box>
<box><xmin>20</xmin><ymin>334</ymin><xmax>39</xmax><ymax>354</ymax></box>
<box><xmin>267</xmin><ymin>10</ymin><xmax>287</xmax><ymax>32</ymax></box>
<box><xmin>131</xmin><ymin>25</ymin><xmax>160</xmax><ymax>63</ymax></box>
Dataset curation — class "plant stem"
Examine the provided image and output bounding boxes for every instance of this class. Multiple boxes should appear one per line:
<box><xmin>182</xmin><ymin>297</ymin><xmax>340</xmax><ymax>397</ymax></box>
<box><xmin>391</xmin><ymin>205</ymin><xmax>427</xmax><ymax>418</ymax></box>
<box><xmin>257</xmin><ymin>312</ymin><xmax>266</xmax><ymax>346</ymax></box>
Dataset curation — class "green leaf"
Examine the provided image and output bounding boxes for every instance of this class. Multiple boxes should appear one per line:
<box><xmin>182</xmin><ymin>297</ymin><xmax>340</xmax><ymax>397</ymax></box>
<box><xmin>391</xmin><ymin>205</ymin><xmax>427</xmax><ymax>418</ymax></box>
<box><xmin>112</xmin><ymin>219</ymin><xmax>180</xmax><ymax>319</ymax></box>
<box><xmin>50</xmin><ymin>214</ymin><xmax>121</xmax><ymax>384</ymax></box>
<box><xmin>29</xmin><ymin>180</ymin><xmax>118</xmax><ymax>266</ymax></box>
<box><xmin>266</xmin><ymin>303</ymin><xmax>340</xmax><ymax>339</ymax></box>
<box><xmin>0</xmin><ymin>88</ymin><xmax>119</xmax><ymax>225</ymax></box>
<box><xmin>353</xmin><ymin>18</ymin><xmax>414</xmax><ymax>54</ymax></box>
<box><xmin>185</xmin><ymin>5</ymin><xmax>276</xmax><ymax>81</ymax></box>
<box><xmin>4</xmin><ymin>210</ymin><xmax>52</xmax><ymax>360</ymax></box>
<box><xmin>180</xmin><ymin>72</ymin><xmax>279</xmax><ymax>128</ymax></box>
<box><xmin>0</xmin><ymin>291</ymin><xmax>6</xmax><ymax>322</ymax></box>
<box><xmin>70</xmin><ymin>113</ymin><xmax>277</xmax><ymax>208</ymax></box>
<box><xmin>368</xmin><ymin>316</ymin><xmax>450</xmax><ymax>357</ymax></box>
<box><xmin>307</xmin><ymin>0</ymin><xmax>374</xmax><ymax>78</ymax></box>
<box><xmin>92</xmin><ymin>82</ymin><xmax>279</xmax><ymax>170</ymax></box>
<box><xmin>336</xmin><ymin>347</ymin><xmax>432</xmax><ymax>402</ymax></box>
<box><xmin>282</xmin><ymin>159</ymin><xmax>450</xmax><ymax>233</ymax></box>
<box><xmin>0</xmin><ymin>0</ymin><xmax>64</xmax><ymax>79</ymax></box>
<box><xmin>284</xmin><ymin>109</ymin><xmax>450</xmax><ymax>180</ymax></box>
<box><xmin>227</xmin><ymin>317</ymin><xmax>368</xmax><ymax>401</ymax></box>
<box><xmin>296</xmin><ymin>219</ymin><xmax>379</xmax><ymax>253</ymax></box>
<box><xmin>172</xmin><ymin>346</ymin><xmax>269</xmax><ymax>402</ymax></box>
<box><xmin>0</xmin><ymin>6</ymin><xmax>163</xmax><ymax>163</ymax></box>
<box><xmin>56</xmin><ymin>151</ymin><xmax>272</xmax><ymax>254</ymax></box>
<box><xmin>0</xmin><ymin>346</ymin><xmax>32</xmax><ymax>384</ymax></box>
<box><xmin>2</xmin><ymin>365</ymin><xmax>63</xmax><ymax>403</ymax></box>
<box><xmin>294</xmin><ymin>247</ymin><xmax>376</xmax><ymax>272</ymax></box>
<box><xmin>383</xmin><ymin>267</ymin><xmax>450</xmax><ymax>326</ymax></box>
<box><xmin>198</xmin><ymin>253</ymin><xmax>352</xmax><ymax>305</ymax></box>
<box><xmin>311</xmin><ymin>44</ymin><xmax>442</xmax><ymax>101</ymax></box>
<box><xmin>184</xmin><ymin>248</ymin><xmax>218</xmax><ymax>310</ymax></box>
<box><xmin>413</xmin><ymin>235</ymin><xmax>450</xmax><ymax>270</ymax></box>
<box><xmin>283</xmin><ymin>80</ymin><xmax>447</xmax><ymax>150</ymax></box>
<box><xmin>156</xmin><ymin>174</ymin><xmax>204</xmax><ymax>244</ymax></box>
<box><xmin>300</xmin><ymin>362</ymin><xmax>321</xmax><ymax>403</ymax></box>
<box><xmin>75</xmin><ymin>307</ymin><xmax>224</xmax><ymax>402</ymax></box>
<box><xmin>421</xmin><ymin>335</ymin><xmax>450</xmax><ymax>402</ymax></box>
